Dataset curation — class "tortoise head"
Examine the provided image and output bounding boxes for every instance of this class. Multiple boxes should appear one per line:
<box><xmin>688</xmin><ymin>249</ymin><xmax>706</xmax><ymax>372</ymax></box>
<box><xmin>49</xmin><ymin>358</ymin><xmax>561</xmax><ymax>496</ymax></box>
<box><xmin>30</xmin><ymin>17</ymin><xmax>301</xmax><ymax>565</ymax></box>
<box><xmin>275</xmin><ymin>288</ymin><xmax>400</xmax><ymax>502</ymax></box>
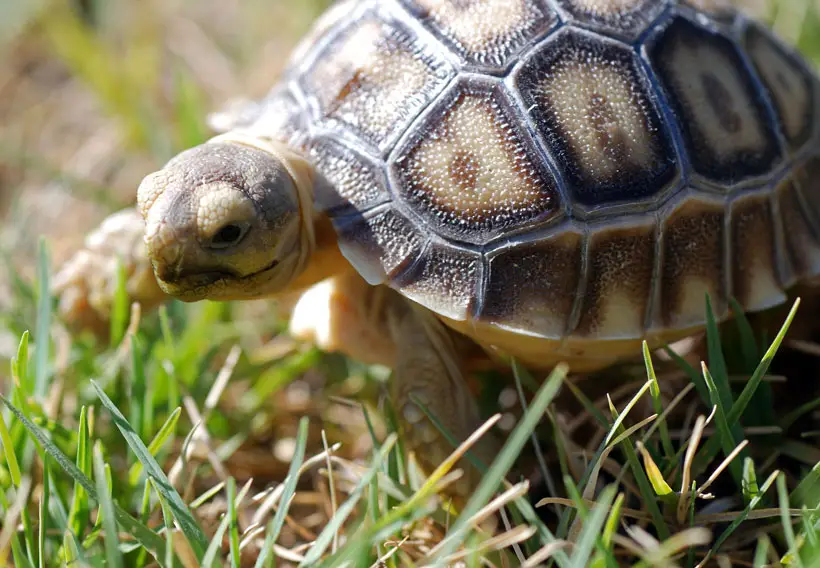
<box><xmin>137</xmin><ymin>137</ymin><xmax>316</xmax><ymax>301</ymax></box>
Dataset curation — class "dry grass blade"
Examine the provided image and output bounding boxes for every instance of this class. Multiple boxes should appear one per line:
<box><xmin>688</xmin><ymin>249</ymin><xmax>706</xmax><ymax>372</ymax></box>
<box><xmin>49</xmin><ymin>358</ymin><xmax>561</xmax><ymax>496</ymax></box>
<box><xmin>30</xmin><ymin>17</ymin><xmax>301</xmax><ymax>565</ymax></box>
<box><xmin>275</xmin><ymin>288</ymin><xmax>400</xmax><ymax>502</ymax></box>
<box><xmin>463</xmin><ymin>481</ymin><xmax>530</xmax><ymax>530</ymax></box>
<box><xmin>522</xmin><ymin>540</ymin><xmax>572</xmax><ymax>568</ymax></box>
<box><xmin>641</xmin><ymin>527</ymin><xmax>712</xmax><ymax>566</ymax></box>
<box><xmin>678</xmin><ymin>413</ymin><xmax>709</xmax><ymax>524</ymax></box>
<box><xmin>432</xmin><ymin>525</ymin><xmax>538</xmax><ymax>565</ymax></box>
<box><xmin>0</xmin><ymin>477</ymin><xmax>31</xmax><ymax>565</ymax></box>
<box><xmin>696</xmin><ymin>439</ymin><xmax>749</xmax><ymax>498</ymax></box>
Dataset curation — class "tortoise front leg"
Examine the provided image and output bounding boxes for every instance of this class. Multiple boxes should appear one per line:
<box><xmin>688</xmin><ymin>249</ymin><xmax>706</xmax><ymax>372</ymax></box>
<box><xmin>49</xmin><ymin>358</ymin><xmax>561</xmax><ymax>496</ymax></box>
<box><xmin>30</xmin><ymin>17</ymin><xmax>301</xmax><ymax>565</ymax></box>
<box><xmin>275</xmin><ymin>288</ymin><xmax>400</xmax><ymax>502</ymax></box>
<box><xmin>53</xmin><ymin>207</ymin><xmax>169</xmax><ymax>335</ymax></box>
<box><xmin>289</xmin><ymin>271</ymin><xmax>504</xmax><ymax>495</ymax></box>
<box><xmin>384</xmin><ymin>293</ymin><xmax>504</xmax><ymax>497</ymax></box>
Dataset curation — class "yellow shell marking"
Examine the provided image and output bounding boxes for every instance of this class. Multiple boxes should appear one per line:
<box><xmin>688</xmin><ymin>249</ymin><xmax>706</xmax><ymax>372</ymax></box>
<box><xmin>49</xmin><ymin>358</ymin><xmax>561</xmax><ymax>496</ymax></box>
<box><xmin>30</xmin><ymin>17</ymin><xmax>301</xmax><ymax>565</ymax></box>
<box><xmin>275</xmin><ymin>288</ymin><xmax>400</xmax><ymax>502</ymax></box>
<box><xmin>405</xmin><ymin>93</ymin><xmax>552</xmax><ymax>226</ymax></box>
<box><xmin>539</xmin><ymin>55</ymin><xmax>657</xmax><ymax>181</ymax></box>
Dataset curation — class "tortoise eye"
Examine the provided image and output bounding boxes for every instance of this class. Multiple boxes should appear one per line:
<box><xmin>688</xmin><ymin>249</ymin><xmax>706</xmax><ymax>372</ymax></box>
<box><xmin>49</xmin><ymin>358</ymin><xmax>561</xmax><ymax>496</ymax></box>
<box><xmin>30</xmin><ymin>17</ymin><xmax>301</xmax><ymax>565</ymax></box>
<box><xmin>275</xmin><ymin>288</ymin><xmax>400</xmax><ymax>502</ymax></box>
<box><xmin>208</xmin><ymin>223</ymin><xmax>248</xmax><ymax>249</ymax></box>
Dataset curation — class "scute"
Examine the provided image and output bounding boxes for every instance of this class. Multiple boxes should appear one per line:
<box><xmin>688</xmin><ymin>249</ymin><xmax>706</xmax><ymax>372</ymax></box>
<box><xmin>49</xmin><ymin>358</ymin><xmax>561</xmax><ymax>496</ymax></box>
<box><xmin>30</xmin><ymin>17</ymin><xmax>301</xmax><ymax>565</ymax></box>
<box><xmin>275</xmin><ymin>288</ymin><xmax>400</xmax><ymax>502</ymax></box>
<box><xmin>744</xmin><ymin>24</ymin><xmax>816</xmax><ymax>152</ymax></box>
<box><xmin>657</xmin><ymin>197</ymin><xmax>727</xmax><ymax>330</ymax></box>
<box><xmin>575</xmin><ymin>220</ymin><xmax>656</xmax><ymax>339</ymax></box>
<box><xmin>308</xmin><ymin>137</ymin><xmax>391</xmax><ymax>217</ymax></box>
<box><xmin>775</xmin><ymin>181</ymin><xmax>820</xmax><ymax>284</ymax></box>
<box><xmin>515</xmin><ymin>28</ymin><xmax>678</xmax><ymax>209</ymax></box>
<box><xmin>552</xmin><ymin>0</ymin><xmax>666</xmax><ymax>38</ymax></box>
<box><xmin>397</xmin><ymin>242</ymin><xmax>482</xmax><ymax>321</ymax></box>
<box><xmin>648</xmin><ymin>16</ymin><xmax>782</xmax><ymax>187</ymax></box>
<box><xmin>793</xmin><ymin>158</ymin><xmax>820</xmax><ymax>234</ymax></box>
<box><xmin>300</xmin><ymin>7</ymin><xmax>454</xmax><ymax>153</ymax></box>
<box><xmin>392</xmin><ymin>81</ymin><xmax>561</xmax><ymax>245</ymax></box>
<box><xmin>730</xmin><ymin>194</ymin><xmax>786</xmax><ymax>311</ymax></box>
<box><xmin>400</xmin><ymin>0</ymin><xmax>555</xmax><ymax>70</ymax></box>
<box><xmin>479</xmin><ymin>230</ymin><xmax>583</xmax><ymax>338</ymax></box>
<box><xmin>334</xmin><ymin>206</ymin><xmax>425</xmax><ymax>286</ymax></box>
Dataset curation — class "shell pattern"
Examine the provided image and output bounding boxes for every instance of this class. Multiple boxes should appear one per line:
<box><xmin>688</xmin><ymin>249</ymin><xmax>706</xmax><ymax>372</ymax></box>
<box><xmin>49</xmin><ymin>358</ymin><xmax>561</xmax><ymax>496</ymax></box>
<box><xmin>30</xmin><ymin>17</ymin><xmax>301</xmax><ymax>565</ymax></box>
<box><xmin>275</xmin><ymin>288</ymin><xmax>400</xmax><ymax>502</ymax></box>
<box><xmin>225</xmin><ymin>0</ymin><xmax>820</xmax><ymax>342</ymax></box>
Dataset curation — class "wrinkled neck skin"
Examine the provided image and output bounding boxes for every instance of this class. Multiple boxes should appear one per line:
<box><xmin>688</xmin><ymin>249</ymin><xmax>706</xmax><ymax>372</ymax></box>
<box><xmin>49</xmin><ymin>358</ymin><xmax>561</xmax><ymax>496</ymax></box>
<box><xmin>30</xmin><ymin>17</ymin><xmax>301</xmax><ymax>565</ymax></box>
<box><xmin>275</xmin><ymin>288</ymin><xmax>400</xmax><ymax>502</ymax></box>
<box><xmin>207</xmin><ymin>131</ymin><xmax>351</xmax><ymax>298</ymax></box>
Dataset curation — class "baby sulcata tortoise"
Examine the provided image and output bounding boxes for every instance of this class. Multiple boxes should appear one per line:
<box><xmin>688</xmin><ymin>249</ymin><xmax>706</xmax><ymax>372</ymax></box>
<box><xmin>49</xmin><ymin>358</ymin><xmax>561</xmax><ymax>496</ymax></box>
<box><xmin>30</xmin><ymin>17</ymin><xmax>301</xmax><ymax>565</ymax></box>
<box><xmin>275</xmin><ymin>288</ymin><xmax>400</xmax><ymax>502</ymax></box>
<box><xmin>57</xmin><ymin>0</ymin><xmax>820</xmax><ymax>489</ymax></box>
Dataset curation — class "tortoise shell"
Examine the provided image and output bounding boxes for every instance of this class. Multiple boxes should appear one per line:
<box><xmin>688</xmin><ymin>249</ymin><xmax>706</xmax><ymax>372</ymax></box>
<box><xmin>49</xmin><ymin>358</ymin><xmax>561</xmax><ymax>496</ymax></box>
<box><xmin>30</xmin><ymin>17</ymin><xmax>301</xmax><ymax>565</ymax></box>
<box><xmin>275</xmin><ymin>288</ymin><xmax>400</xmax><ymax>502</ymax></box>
<box><xmin>222</xmin><ymin>0</ymin><xmax>820</xmax><ymax>342</ymax></box>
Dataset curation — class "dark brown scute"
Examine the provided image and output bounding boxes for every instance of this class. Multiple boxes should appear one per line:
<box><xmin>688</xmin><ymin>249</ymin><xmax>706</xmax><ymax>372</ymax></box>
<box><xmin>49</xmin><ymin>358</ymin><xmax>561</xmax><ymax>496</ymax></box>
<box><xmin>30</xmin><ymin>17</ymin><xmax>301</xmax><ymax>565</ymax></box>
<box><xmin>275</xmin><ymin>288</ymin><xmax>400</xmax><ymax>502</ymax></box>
<box><xmin>659</xmin><ymin>199</ymin><xmax>726</xmax><ymax>328</ymax></box>
<box><xmin>792</xmin><ymin>157</ymin><xmax>820</xmax><ymax>226</ymax></box>
<box><xmin>479</xmin><ymin>231</ymin><xmax>583</xmax><ymax>338</ymax></box>
<box><xmin>776</xmin><ymin>180</ymin><xmax>820</xmax><ymax>284</ymax></box>
<box><xmin>575</xmin><ymin>223</ymin><xmax>655</xmax><ymax>339</ymax></box>
<box><xmin>648</xmin><ymin>16</ymin><xmax>782</xmax><ymax>187</ymax></box>
<box><xmin>731</xmin><ymin>195</ymin><xmax>786</xmax><ymax>311</ymax></box>
<box><xmin>396</xmin><ymin>242</ymin><xmax>482</xmax><ymax>321</ymax></box>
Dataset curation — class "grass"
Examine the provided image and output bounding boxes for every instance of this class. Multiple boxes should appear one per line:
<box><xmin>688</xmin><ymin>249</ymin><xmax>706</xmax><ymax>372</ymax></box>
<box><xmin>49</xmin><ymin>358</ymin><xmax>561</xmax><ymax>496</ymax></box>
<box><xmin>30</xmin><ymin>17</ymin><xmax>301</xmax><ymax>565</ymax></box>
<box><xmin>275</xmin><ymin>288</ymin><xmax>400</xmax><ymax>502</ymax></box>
<box><xmin>1</xmin><ymin>0</ymin><xmax>820</xmax><ymax>566</ymax></box>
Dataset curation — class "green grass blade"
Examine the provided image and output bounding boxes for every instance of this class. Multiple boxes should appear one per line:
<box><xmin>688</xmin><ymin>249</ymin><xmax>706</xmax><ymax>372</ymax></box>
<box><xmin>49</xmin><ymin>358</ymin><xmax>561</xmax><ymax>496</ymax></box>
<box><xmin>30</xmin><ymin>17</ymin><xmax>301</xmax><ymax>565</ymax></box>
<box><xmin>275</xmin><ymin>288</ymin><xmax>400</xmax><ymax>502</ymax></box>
<box><xmin>129</xmin><ymin>335</ymin><xmax>147</xmax><ymax>443</ymax></box>
<box><xmin>704</xmin><ymin>295</ymin><xmax>733</xmax><ymax>409</ymax></box>
<box><xmin>67</xmin><ymin>406</ymin><xmax>91</xmax><ymax>537</ymax></box>
<box><xmin>93</xmin><ymin>442</ymin><xmax>124</xmax><ymax>568</ymax></box>
<box><xmin>0</xmin><ymin>393</ymin><xmax>167</xmax><ymax>558</ymax></box>
<box><xmin>701</xmin><ymin>363</ymin><xmax>743</xmax><ymax>486</ymax></box>
<box><xmin>643</xmin><ymin>342</ymin><xmax>675</xmax><ymax>462</ymax></box>
<box><xmin>11</xmin><ymin>331</ymin><xmax>30</xmax><ymax>394</ymax></box>
<box><xmin>91</xmin><ymin>380</ymin><xmax>207</xmax><ymax>558</ymax></box>
<box><xmin>127</xmin><ymin>407</ymin><xmax>181</xmax><ymax>486</ymax></box>
<box><xmin>569</xmin><ymin>484</ymin><xmax>617</xmax><ymax>568</ymax></box>
<box><xmin>109</xmin><ymin>258</ymin><xmax>129</xmax><ymax>346</ymax></box>
<box><xmin>710</xmin><ymin>469</ymin><xmax>779</xmax><ymax>556</ymax></box>
<box><xmin>726</xmin><ymin>299</ymin><xmax>799</xmax><ymax>428</ymax></box>
<box><xmin>283</xmin><ymin>417</ymin><xmax>367</xmax><ymax>566</ymax></box>
<box><xmin>606</xmin><ymin>398</ymin><xmax>670</xmax><ymax>540</ymax></box>
<box><xmin>778</xmin><ymin>474</ymin><xmax>803</xmax><ymax>568</ymax></box>
<box><xmin>228</xmin><ymin>478</ymin><xmax>241</xmax><ymax>568</ymax></box>
<box><xmin>0</xmin><ymin>406</ymin><xmax>21</xmax><ymax>486</ymax></box>
<box><xmin>34</xmin><ymin>239</ymin><xmax>51</xmax><ymax>399</ymax></box>
<box><xmin>753</xmin><ymin>535</ymin><xmax>771</xmax><ymax>568</ymax></box>
<box><xmin>792</xmin><ymin>461</ymin><xmax>820</xmax><ymax>507</ymax></box>
<box><xmin>729</xmin><ymin>298</ymin><xmax>759</xmax><ymax>368</ymax></box>
<box><xmin>695</xmin><ymin>300</ymin><xmax>799</xmax><ymax>476</ymax></box>
<box><xmin>605</xmin><ymin>379</ymin><xmax>652</xmax><ymax>446</ymax></box>
<box><xmin>254</xmin><ymin>416</ymin><xmax>309</xmax><ymax>568</ymax></box>
<box><xmin>743</xmin><ymin>457</ymin><xmax>760</xmax><ymax>503</ymax></box>
<box><xmin>38</xmin><ymin>455</ymin><xmax>49</xmax><ymax>568</ymax></box>
<box><xmin>202</xmin><ymin>478</ymin><xmax>253</xmax><ymax>568</ymax></box>
<box><xmin>307</xmin><ymin>434</ymin><xmax>398</xmax><ymax>567</ymax></box>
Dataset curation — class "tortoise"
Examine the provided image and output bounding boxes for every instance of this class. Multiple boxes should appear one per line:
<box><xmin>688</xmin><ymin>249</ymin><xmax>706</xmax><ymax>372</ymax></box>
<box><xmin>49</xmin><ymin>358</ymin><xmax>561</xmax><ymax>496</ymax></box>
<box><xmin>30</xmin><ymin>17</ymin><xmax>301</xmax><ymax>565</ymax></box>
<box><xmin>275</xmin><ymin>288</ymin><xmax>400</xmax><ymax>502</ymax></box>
<box><xmin>55</xmin><ymin>0</ymin><xmax>820</xmax><ymax>489</ymax></box>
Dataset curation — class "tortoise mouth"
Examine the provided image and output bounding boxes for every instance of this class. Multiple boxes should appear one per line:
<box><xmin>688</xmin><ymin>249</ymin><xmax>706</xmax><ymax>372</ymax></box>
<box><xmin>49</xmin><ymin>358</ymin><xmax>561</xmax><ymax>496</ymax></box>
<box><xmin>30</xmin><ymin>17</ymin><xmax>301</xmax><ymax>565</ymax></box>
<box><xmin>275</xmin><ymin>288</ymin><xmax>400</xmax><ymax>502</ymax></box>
<box><xmin>155</xmin><ymin>259</ymin><xmax>280</xmax><ymax>301</ymax></box>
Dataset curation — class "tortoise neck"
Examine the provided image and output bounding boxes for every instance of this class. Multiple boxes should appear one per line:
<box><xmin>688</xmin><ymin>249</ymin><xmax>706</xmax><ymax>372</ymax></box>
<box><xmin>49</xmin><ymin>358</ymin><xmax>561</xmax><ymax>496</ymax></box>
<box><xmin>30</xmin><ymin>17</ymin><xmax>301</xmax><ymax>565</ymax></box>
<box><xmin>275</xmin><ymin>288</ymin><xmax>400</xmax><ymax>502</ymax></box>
<box><xmin>283</xmin><ymin>213</ymin><xmax>352</xmax><ymax>293</ymax></box>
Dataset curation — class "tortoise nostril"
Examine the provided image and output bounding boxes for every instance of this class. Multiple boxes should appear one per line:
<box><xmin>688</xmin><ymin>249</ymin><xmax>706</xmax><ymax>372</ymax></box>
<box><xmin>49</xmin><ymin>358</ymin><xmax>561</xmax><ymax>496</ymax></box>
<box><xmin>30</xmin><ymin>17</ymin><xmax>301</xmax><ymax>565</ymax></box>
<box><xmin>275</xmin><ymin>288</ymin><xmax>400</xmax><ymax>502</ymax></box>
<box><xmin>209</xmin><ymin>223</ymin><xmax>248</xmax><ymax>249</ymax></box>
